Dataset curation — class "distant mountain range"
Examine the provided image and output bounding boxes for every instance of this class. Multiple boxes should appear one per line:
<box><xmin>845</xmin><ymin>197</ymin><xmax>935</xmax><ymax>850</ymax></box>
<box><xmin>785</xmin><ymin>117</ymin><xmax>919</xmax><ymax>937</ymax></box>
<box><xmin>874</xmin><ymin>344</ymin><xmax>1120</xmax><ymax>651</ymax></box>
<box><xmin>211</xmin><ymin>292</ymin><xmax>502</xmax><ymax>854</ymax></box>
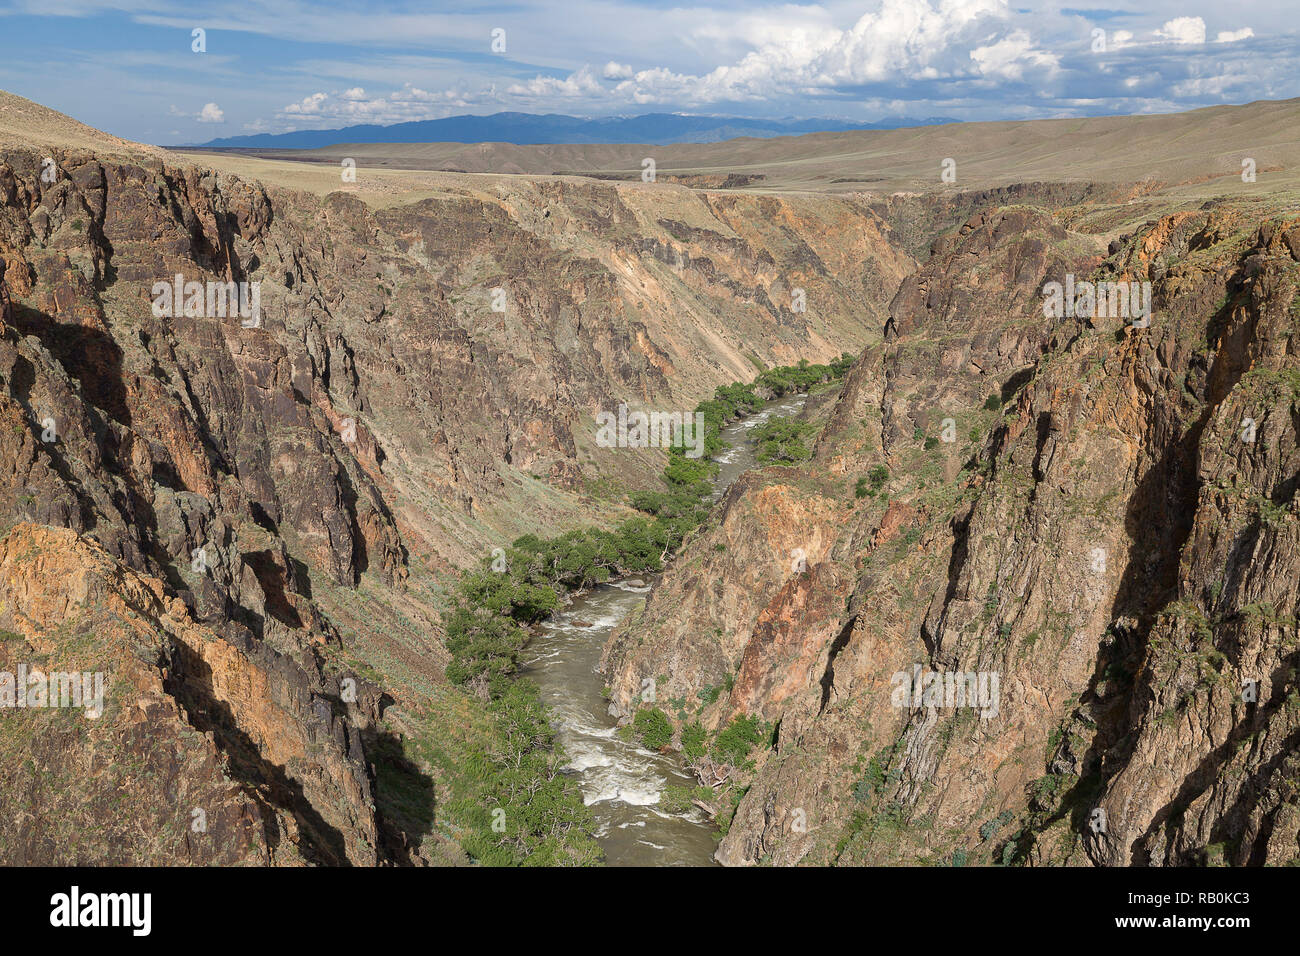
<box><xmin>187</xmin><ymin>112</ymin><xmax>957</xmax><ymax>149</ymax></box>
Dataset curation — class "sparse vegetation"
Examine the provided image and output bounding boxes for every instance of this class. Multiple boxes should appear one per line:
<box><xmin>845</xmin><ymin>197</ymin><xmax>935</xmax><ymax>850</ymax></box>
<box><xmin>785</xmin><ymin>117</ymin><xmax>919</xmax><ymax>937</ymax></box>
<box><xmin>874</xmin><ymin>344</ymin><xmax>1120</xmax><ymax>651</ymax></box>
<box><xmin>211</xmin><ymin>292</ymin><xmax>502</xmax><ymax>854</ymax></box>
<box><xmin>856</xmin><ymin>464</ymin><xmax>890</xmax><ymax>498</ymax></box>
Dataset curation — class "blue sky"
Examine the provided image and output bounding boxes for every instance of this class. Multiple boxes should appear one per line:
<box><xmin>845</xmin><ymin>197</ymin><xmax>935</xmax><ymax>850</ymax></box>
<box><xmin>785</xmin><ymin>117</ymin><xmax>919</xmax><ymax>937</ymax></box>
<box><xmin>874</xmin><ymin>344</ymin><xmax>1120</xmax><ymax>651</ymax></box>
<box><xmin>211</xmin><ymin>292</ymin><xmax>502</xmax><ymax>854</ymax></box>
<box><xmin>0</xmin><ymin>1</ymin><xmax>1293</xmax><ymax>144</ymax></box>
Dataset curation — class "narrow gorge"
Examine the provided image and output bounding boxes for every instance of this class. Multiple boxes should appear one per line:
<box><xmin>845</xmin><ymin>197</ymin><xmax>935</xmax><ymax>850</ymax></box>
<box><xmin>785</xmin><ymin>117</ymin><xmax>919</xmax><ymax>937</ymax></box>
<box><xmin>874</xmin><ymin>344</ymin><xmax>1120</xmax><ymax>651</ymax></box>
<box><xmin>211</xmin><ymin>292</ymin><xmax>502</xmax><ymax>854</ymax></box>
<box><xmin>1</xmin><ymin>91</ymin><xmax>1296</xmax><ymax>868</ymax></box>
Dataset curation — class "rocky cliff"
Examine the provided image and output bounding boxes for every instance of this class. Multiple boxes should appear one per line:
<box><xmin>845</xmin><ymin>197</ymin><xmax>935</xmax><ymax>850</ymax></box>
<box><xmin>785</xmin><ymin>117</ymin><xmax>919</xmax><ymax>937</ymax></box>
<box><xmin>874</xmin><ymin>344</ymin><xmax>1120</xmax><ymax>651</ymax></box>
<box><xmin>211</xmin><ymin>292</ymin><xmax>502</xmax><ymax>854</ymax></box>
<box><xmin>0</xmin><ymin>125</ymin><xmax>909</xmax><ymax>863</ymax></box>
<box><xmin>602</xmin><ymin>200</ymin><xmax>1300</xmax><ymax>867</ymax></box>
<box><xmin>3</xmin><ymin>92</ymin><xmax>1296</xmax><ymax>867</ymax></box>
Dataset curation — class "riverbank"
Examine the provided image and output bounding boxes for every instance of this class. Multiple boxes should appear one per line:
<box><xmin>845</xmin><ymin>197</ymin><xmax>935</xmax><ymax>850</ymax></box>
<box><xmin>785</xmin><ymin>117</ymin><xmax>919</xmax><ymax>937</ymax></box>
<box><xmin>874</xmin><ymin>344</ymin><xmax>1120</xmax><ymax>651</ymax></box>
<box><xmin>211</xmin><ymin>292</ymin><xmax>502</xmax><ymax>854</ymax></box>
<box><xmin>435</xmin><ymin>361</ymin><xmax>846</xmax><ymax>864</ymax></box>
<box><xmin>520</xmin><ymin>392</ymin><xmax>812</xmax><ymax>865</ymax></box>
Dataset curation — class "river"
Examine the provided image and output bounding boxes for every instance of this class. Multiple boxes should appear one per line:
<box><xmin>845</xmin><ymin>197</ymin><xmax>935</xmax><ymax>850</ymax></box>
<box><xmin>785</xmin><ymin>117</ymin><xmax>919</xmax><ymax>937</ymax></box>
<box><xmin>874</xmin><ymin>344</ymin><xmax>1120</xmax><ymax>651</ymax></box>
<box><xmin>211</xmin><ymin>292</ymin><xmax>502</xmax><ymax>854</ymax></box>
<box><xmin>519</xmin><ymin>393</ymin><xmax>809</xmax><ymax>866</ymax></box>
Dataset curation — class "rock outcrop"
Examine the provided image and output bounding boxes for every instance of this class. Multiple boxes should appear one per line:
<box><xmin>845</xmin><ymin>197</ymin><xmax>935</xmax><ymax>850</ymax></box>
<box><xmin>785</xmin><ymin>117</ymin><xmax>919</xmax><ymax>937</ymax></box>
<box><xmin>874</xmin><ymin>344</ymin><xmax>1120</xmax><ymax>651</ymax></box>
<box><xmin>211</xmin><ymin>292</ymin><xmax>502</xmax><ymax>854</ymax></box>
<box><xmin>0</xmin><ymin>523</ymin><xmax>378</xmax><ymax>864</ymax></box>
<box><xmin>602</xmin><ymin>202</ymin><xmax>1300</xmax><ymax>867</ymax></box>
<box><xmin>0</xmin><ymin>134</ymin><xmax>909</xmax><ymax>863</ymax></box>
<box><xmin>5</xmin><ymin>94</ymin><xmax>1296</xmax><ymax>868</ymax></box>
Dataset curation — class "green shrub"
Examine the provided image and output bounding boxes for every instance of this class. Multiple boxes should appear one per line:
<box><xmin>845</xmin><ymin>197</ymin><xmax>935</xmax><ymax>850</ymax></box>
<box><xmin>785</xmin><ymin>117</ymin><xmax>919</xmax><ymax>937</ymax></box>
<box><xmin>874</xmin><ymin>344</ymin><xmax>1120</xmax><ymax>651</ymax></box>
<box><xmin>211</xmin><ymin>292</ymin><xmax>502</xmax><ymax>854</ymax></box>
<box><xmin>632</xmin><ymin>707</ymin><xmax>673</xmax><ymax>750</ymax></box>
<box><xmin>753</xmin><ymin>418</ymin><xmax>814</xmax><ymax>464</ymax></box>
<box><xmin>853</xmin><ymin>746</ymin><xmax>899</xmax><ymax>803</ymax></box>
<box><xmin>660</xmin><ymin>785</ymin><xmax>696</xmax><ymax>814</ymax></box>
<box><xmin>661</xmin><ymin>784</ymin><xmax>714</xmax><ymax>814</ymax></box>
<box><xmin>713</xmin><ymin>714</ymin><xmax>768</xmax><ymax>766</ymax></box>
<box><xmin>467</xmin><ymin>681</ymin><xmax>602</xmax><ymax>866</ymax></box>
<box><xmin>681</xmin><ymin>721</ymin><xmax>707</xmax><ymax>759</ymax></box>
<box><xmin>855</xmin><ymin>464</ymin><xmax>890</xmax><ymax>499</ymax></box>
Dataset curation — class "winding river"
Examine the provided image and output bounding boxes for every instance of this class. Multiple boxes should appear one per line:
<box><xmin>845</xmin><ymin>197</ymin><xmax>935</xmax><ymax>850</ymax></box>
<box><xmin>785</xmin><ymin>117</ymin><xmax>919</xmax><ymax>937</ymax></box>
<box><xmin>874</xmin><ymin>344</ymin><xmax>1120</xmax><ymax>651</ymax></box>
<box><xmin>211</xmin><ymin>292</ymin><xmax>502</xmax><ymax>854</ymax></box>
<box><xmin>519</xmin><ymin>393</ymin><xmax>808</xmax><ymax>866</ymax></box>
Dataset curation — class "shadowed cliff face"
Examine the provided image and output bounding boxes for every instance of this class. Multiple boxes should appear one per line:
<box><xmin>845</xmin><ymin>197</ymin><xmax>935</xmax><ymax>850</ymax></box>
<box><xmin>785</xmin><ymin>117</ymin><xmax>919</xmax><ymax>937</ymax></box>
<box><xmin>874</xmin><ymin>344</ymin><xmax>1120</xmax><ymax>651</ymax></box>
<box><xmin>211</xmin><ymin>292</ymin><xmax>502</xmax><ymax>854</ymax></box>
<box><xmin>601</xmin><ymin>203</ymin><xmax>1300</xmax><ymax>867</ymax></box>
<box><xmin>0</xmin><ymin>143</ymin><xmax>915</xmax><ymax>864</ymax></box>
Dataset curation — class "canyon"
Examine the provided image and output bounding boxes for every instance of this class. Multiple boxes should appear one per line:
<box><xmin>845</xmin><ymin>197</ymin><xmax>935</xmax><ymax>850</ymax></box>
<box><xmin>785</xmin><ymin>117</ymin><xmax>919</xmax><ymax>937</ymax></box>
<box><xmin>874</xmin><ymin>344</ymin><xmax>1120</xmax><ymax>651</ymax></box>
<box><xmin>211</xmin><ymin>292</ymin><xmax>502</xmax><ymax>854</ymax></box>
<box><xmin>0</xmin><ymin>89</ymin><xmax>1296</xmax><ymax>866</ymax></box>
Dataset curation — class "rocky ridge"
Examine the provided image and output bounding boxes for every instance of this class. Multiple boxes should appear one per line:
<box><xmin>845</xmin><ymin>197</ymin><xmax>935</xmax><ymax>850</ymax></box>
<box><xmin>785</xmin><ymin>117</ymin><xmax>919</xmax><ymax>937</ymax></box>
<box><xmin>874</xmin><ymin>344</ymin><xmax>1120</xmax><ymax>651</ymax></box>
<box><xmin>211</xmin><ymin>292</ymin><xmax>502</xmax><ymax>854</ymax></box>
<box><xmin>601</xmin><ymin>200</ymin><xmax>1300</xmax><ymax>867</ymax></box>
<box><xmin>0</xmin><ymin>125</ymin><xmax>911</xmax><ymax>863</ymax></box>
<box><xmin>3</xmin><ymin>93</ymin><xmax>1296</xmax><ymax>866</ymax></box>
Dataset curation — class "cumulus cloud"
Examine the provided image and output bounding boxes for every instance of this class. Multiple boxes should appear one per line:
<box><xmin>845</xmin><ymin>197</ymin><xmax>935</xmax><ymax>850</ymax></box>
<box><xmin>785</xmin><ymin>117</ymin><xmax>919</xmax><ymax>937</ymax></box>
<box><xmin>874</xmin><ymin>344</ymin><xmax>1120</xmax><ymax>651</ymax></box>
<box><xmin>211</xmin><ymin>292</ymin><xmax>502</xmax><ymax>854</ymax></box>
<box><xmin>505</xmin><ymin>0</ymin><xmax>1058</xmax><ymax>108</ymax></box>
<box><xmin>283</xmin><ymin>92</ymin><xmax>329</xmax><ymax>116</ymax></box>
<box><xmin>1155</xmin><ymin>17</ymin><xmax>1207</xmax><ymax>45</ymax></box>
<box><xmin>1216</xmin><ymin>28</ymin><xmax>1255</xmax><ymax>43</ymax></box>
<box><xmin>169</xmin><ymin>102</ymin><xmax>225</xmax><ymax>123</ymax></box>
<box><xmin>970</xmin><ymin>30</ymin><xmax>1060</xmax><ymax>80</ymax></box>
<box><xmin>278</xmin><ymin>84</ymin><xmax>488</xmax><ymax>125</ymax></box>
<box><xmin>506</xmin><ymin>66</ymin><xmax>604</xmax><ymax>97</ymax></box>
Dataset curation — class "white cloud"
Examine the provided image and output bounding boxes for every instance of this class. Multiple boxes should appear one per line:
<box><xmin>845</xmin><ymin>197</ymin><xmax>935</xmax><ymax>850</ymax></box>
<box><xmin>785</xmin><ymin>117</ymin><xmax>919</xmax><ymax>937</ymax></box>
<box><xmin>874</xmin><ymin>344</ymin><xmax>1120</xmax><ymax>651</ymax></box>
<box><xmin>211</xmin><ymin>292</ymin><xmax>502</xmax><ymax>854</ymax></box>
<box><xmin>1155</xmin><ymin>17</ymin><xmax>1206</xmax><ymax>45</ymax></box>
<box><xmin>277</xmin><ymin>84</ymin><xmax>489</xmax><ymax>126</ymax></box>
<box><xmin>704</xmin><ymin>0</ymin><xmax>1005</xmax><ymax>92</ymax></box>
<box><xmin>970</xmin><ymin>30</ymin><xmax>1060</xmax><ymax>80</ymax></box>
<box><xmin>169</xmin><ymin>102</ymin><xmax>225</xmax><ymax>123</ymax></box>
<box><xmin>284</xmin><ymin>92</ymin><xmax>329</xmax><ymax>115</ymax></box>
<box><xmin>506</xmin><ymin>66</ymin><xmax>604</xmax><ymax>97</ymax></box>
<box><xmin>510</xmin><ymin>0</ymin><xmax>1057</xmax><ymax>108</ymax></box>
<box><xmin>1216</xmin><ymin>28</ymin><xmax>1255</xmax><ymax>43</ymax></box>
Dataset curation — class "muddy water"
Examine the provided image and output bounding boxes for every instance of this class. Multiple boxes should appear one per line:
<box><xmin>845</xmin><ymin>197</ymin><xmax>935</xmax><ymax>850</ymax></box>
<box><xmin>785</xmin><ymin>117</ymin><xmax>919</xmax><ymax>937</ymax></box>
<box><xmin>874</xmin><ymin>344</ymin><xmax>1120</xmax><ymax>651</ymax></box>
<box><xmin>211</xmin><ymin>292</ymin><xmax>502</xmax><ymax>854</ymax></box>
<box><xmin>709</xmin><ymin>393</ymin><xmax>808</xmax><ymax>498</ymax></box>
<box><xmin>520</xmin><ymin>393</ymin><xmax>808</xmax><ymax>866</ymax></box>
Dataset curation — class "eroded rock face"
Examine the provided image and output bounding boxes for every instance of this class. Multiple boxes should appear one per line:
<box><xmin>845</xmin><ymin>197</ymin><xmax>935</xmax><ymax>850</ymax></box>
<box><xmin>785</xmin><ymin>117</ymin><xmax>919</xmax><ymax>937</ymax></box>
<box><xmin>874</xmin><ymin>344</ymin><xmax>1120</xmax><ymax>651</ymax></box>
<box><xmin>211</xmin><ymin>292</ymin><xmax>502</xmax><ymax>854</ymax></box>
<box><xmin>0</xmin><ymin>524</ymin><xmax>377</xmax><ymax>865</ymax></box>
<box><xmin>9</xmin><ymin>125</ymin><xmax>1293</xmax><ymax>868</ymax></box>
<box><xmin>0</xmin><ymin>143</ymin><xmax>914</xmax><ymax>864</ymax></box>
<box><xmin>602</xmin><ymin>203</ymin><xmax>1300</xmax><ymax>867</ymax></box>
